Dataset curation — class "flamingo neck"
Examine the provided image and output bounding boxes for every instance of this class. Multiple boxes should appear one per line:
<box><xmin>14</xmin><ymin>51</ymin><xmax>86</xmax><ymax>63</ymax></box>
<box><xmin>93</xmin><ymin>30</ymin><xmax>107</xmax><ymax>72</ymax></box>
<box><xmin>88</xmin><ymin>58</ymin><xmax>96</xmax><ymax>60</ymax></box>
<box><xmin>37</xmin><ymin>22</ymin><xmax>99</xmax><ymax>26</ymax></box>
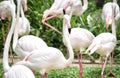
<box><xmin>112</xmin><ymin>19</ymin><xmax>116</xmax><ymax>38</ymax></box>
<box><xmin>82</xmin><ymin>0</ymin><xmax>88</xmax><ymax>13</ymax></box>
<box><xmin>13</xmin><ymin>0</ymin><xmax>21</xmax><ymax>50</ymax></box>
<box><xmin>62</xmin><ymin>15</ymin><xmax>74</xmax><ymax>66</ymax></box>
<box><xmin>3</xmin><ymin>4</ymin><xmax>16</xmax><ymax>72</ymax></box>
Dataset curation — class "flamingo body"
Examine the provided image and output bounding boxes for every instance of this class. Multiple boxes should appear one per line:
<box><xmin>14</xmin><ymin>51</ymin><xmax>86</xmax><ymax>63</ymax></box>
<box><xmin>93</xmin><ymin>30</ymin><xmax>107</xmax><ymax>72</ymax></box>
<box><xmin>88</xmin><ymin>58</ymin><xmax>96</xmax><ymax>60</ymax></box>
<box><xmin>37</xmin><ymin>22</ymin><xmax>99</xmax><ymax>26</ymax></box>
<box><xmin>16</xmin><ymin>47</ymin><xmax>69</xmax><ymax>75</ymax></box>
<box><xmin>87</xmin><ymin>33</ymin><xmax>116</xmax><ymax>57</ymax></box>
<box><xmin>4</xmin><ymin>65</ymin><xmax>35</xmax><ymax>78</ymax></box>
<box><xmin>17</xmin><ymin>16</ymin><xmax>30</xmax><ymax>36</ymax></box>
<box><xmin>14</xmin><ymin>35</ymin><xmax>48</xmax><ymax>59</ymax></box>
<box><xmin>68</xmin><ymin>28</ymin><xmax>95</xmax><ymax>52</ymax></box>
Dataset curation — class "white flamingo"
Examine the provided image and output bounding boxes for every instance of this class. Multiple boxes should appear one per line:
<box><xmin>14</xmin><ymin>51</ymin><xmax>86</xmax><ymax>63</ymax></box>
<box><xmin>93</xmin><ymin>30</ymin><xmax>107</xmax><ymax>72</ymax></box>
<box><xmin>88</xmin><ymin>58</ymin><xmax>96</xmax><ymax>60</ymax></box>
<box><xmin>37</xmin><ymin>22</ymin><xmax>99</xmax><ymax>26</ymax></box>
<box><xmin>62</xmin><ymin>14</ymin><xmax>94</xmax><ymax>78</ymax></box>
<box><xmin>102</xmin><ymin>1</ymin><xmax>120</xmax><ymax>76</ymax></box>
<box><xmin>42</xmin><ymin>0</ymin><xmax>88</xmax><ymax>35</ymax></box>
<box><xmin>102</xmin><ymin>2</ymin><xmax>120</xmax><ymax>37</ymax></box>
<box><xmin>15</xmin><ymin>14</ymin><xmax>74</xmax><ymax>78</ymax></box>
<box><xmin>2</xmin><ymin>1</ymin><xmax>35</xmax><ymax>78</ymax></box>
<box><xmin>86</xmin><ymin>32</ymin><xmax>116</xmax><ymax>78</ymax></box>
<box><xmin>12</xmin><ymin>0</ymin><xmax>47</xmax><ymax>59</ymax></box>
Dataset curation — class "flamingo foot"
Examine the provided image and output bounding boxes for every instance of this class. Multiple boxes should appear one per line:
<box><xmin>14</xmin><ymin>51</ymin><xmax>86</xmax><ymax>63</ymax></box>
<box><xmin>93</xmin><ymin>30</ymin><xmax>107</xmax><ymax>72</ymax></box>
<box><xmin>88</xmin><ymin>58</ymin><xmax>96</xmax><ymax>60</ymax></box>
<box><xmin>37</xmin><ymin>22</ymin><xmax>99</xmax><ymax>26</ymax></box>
<box><xmin>108</xmin><ymin>70</ymin><xmax>115</xmax><ymax>77</ymax></box>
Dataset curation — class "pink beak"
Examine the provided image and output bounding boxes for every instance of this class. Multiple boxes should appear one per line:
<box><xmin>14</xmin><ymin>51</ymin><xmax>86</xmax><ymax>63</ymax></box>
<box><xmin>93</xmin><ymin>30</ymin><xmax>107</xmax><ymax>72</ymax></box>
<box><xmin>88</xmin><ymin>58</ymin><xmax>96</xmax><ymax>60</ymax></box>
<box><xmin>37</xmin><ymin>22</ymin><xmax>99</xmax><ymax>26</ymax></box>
<box><xmin>1</xmin><ymin>12</ymin><xmax>6</xmax><ymax>20</ymax></box>
<box><xmin>105</xmin><ymin>16</ymin><xmax>112</xmax><ymax>31</ymax></box>
<box><xmin>23</xmin><ymin>3</ymin><xmax>27</xmax><ymax>12</ymax></box>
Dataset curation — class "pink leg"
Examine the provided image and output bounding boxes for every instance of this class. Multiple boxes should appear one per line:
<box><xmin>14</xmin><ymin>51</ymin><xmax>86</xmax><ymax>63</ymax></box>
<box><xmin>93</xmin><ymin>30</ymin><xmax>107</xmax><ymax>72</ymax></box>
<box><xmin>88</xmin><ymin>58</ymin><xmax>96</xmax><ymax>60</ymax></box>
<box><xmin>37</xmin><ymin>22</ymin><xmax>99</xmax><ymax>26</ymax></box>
<box><xmin>101</xmin><ymin>56</ymin><xmax>108</xmax><ymax>78</ymax></box>
<box><xmin>108</xmin><ymin>52</ymin><xmax>115</xmax><ymax>77</ymax></box>
<box><xmin>77</xmin><ymin>53</ymin><xmax>82</xmax><ymax>78</ymax></box>
<box><xmin>42</xmin><ymin>14</ymin><xmax>62</xmax><ymax>35</ymax></box>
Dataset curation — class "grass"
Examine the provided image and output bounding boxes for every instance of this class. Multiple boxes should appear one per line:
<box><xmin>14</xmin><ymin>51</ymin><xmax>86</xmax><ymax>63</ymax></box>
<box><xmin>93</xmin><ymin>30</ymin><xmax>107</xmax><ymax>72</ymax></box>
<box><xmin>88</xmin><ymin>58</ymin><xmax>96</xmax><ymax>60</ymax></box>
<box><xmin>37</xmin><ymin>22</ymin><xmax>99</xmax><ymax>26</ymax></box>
<box><xmin>1</xmin><ymin>63</ymin><xmax>120</xmax><ymax>78</ymax></box>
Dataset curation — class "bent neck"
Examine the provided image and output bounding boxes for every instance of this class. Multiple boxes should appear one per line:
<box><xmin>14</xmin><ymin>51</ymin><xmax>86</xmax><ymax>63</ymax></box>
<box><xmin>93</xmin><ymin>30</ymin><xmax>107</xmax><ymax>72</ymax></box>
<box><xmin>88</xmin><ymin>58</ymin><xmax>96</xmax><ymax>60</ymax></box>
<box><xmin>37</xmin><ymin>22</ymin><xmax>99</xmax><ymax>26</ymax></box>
<box><xmin>13</xmin><ymin>0</ymin><xmax>21</xmax><ymax>50</ymax></box>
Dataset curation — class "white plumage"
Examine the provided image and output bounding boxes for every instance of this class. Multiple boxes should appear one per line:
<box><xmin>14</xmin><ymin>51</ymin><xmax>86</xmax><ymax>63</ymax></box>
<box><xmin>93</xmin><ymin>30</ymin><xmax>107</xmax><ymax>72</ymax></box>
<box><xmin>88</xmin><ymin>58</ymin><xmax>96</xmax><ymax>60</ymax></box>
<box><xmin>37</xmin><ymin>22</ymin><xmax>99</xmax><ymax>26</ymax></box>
<box><xmin>62</xmin><ymin>14</ymin><xmax>94</xmax><ymax>78</ymax></box>
<box><xmin>86</xmin><ymin>32</ymin><xmax>116</xmax><ymax>78</ymax></box>
<box><xmin>102</xmin><ymin>2</ymin><xmax>120</xmax><ymax>36</ymax></box>
<box><xmin>2</xmin><ymin>1</ymin><xmax>35</xmax><ymax>77</ymax></box>
<box><xmin>12</xmin><ymin>0</ymin><xmax>47</xmax><ymax>59</ymax></box>
<box><xmin>16</xmin><ymin>14</ymin><xmax>74</xmax><ymax>78</ymax></box>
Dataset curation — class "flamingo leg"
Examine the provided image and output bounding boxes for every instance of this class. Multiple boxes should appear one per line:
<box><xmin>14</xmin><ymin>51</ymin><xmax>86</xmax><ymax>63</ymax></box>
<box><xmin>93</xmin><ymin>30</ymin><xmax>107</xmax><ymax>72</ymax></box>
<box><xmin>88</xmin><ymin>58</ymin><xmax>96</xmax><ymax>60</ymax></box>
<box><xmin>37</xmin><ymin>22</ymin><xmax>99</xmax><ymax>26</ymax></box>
<box><xmin>40</xmin><ymin>73</ymin><xmax>48</xmax><ymax>78</ymax></box>
<box><xmin>42</xmin><ymin>14</ymin><xmax>62</xmax><ymax>35</ymax></box>
<box><xmin>101</xmin><ymin>56</ymin><xmax>108</xmax><ymax>78</ymax></box>
<box><xmin>77</xmin><ymin>53</ymin><xmax>82</xmax><ymax>78</ymax></box>
<box><xmin>108</xmin><ymin>52</ymin><xmax>115</xmax><ymax>77</ymax></box>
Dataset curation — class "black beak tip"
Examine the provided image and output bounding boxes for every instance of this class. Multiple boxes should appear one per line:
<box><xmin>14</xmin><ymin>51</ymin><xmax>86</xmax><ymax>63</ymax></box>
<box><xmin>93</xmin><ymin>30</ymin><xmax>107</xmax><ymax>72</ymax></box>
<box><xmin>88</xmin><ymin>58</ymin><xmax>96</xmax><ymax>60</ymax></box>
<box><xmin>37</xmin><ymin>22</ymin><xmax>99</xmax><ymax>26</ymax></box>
<box><xmin>68</xmin><ymin>28</ymin><xmax>71</xmax><ymax>34</ymax></box>
<box><xmin>63</xmin><ymin>9</ymin><xmax>66</xmax><ymax>15</ymax></box>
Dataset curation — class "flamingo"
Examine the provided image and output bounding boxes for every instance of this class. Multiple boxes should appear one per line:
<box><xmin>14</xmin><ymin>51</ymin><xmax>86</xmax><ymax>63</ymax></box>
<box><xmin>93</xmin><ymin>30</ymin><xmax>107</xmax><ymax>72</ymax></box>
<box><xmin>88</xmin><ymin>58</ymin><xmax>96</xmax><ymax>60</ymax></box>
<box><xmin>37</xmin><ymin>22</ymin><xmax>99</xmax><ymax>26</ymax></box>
<box><xmin>2</xmin><ymin>1</ymin><xmax>35</xmax><ymax>78</ymax></box>
<box><xmin>102</xmin><ymin>1</ymin><xmax>120</xmax><ymax>76</ymax></box>
<box><xmin>15</xmin><ymin>14</ymin><xmax>74</xmax><ymax>78</ymax></box>
<box><xmin>62</xmin><ymin>14</ymin><xmax>94</xmax><ymax>78</ymax></box>
<box><xmin>42</xmin><ymin>0</ymin><xmax>88</xmax><ymax>35</ymax></box>
<box><xmin>12</xmin><ymin>0</ymin><xmax>47</xmax><ymax>59</ymax></box>
<box><xmin>85</xmin><ymin>32</ymin><xmax>116</xmax><ymax>78</ymax></box>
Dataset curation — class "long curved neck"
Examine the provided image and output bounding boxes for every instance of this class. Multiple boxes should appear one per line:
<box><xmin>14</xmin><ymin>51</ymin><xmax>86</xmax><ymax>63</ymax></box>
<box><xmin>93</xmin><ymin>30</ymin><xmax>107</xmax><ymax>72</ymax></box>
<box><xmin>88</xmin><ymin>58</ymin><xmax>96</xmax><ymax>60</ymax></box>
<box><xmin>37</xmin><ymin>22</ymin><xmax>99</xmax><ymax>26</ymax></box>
<box><xmin>3</xmin><ymin>3</ymin><xmax>16</xmax><ymax>72</ymax></box>
<box><xmin>112</xmin><ymin>19</ymin><xmax>116</xmax><ymax>38</ymax></box>
<box><xmin>82</xmin><ymin>0</ymin><xmax>88</xmax><ymax>13</ymax></box>
<box><xmin>62</xmin><ymin>16</ymin><xmax>74</xmax><ymax>65</ymax></box>
<box><xmin>111</xmin><ymin>3</ymin><xmax>117</xmax><ymax>38</ymax></box>
<box><xmin>13</xmin><ymin>0</ymin><xmax>21</xmax><ymax>50</ymax></box>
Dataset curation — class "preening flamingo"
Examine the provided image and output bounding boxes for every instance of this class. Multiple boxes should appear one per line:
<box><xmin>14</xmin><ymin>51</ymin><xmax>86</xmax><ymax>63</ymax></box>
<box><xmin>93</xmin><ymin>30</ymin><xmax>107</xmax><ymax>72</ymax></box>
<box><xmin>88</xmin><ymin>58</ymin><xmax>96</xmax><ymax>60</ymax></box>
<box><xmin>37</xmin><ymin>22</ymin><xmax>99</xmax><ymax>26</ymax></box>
<box><xmin>12</xmin><ymin>0</ymin><xmax>47</xmax><ymax>59</ymax></box>
<box><xmin>16</xmin><ymin>14</ymin><xmax>74</xmax><ymax>78</ymax></box>
<box><xmin>86</xmin><ymin>32</ymin><xmax>116</xmax><ymax>78</ymax></box>
<box><xmin>2</xmin><ymin>2</ymin><xmax>35</xmax><ymax>78</ymax></box>
<box><xmin>62</xmin><ymin>14</ymin><xmax>94</xmax><ymax>78</ymax></box>
<box><xmin>42</xmin><ymin>0</ymin><xmax>88</xmax><ymax>35</ymax></box>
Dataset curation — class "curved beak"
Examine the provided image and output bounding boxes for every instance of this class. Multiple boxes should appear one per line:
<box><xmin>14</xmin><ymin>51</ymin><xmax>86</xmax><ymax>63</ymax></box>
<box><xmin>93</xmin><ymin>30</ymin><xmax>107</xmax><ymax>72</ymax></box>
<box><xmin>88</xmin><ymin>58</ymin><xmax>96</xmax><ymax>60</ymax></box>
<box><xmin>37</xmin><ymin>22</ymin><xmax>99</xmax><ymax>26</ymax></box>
<box><xmin>105</xmin><ymin>16</ymin><xmax>112</xmax><ymax>31</ymax></box>
<box><xmin>23</xmin><ymin>3</ymin><xmax>27</xmax><ymax>12</ymax></box>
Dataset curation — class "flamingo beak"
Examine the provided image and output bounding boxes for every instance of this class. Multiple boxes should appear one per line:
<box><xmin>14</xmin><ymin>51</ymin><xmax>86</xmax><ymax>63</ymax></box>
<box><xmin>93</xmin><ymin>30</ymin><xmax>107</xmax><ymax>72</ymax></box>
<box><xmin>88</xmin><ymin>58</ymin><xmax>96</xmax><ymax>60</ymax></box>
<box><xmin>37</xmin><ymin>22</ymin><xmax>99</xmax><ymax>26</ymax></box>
<box><xmin>21</xmin><ymin>0</ymin><xmax>28</xmax><ymax>12</ymax></box>
<box><xmin>23</xmin><ymin>3</ymin><xmax>27</xmax><ymax>12</ymax></box>
<box><xmin>106</xmin><ymin>16</ymin><xmax>112</xmax><ymax>31</ymax></box>
<box><xmin>1</xmin><ymin>12</ymin><xmax>6</xmax><ymax>20</ymax></box>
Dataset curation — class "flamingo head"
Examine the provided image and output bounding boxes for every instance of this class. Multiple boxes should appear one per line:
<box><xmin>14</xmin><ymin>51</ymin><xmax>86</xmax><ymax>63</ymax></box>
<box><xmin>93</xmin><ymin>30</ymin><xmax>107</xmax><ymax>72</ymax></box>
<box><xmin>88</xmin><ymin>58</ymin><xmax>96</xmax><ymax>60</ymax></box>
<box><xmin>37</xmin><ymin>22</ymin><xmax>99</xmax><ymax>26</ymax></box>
<box><xmin>64</xmin><ymin>15</ymin><xmax>71</xmax><ymax>33</ymax></box>
<box><xmin>1</xmin><ymin>12</ymin><xmax>6</xmax><ymax>20</ymax></box>
<box><xmin>105</xmin><ymin>15</ymin><xmax>112</xmax><ymax>31</ymax></box>
<box><xmin>21</xmin><ymin>0</ymin><xmax>28</xmax><ymax>12</ymax></box>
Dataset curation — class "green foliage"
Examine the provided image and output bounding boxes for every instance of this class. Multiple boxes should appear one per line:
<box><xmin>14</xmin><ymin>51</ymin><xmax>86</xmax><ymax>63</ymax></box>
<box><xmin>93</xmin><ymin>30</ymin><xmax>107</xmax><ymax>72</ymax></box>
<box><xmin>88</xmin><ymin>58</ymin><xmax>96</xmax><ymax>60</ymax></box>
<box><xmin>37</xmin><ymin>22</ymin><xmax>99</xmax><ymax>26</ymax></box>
<box><xmin>1</xmin><ymin>63</ymin><xmax>120</xmax><ymax>78</ymax></box>
<box><xmin>0</xmin><ymin>0</ymin><xmax>120</xmax><ymax>62</ymax></box>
